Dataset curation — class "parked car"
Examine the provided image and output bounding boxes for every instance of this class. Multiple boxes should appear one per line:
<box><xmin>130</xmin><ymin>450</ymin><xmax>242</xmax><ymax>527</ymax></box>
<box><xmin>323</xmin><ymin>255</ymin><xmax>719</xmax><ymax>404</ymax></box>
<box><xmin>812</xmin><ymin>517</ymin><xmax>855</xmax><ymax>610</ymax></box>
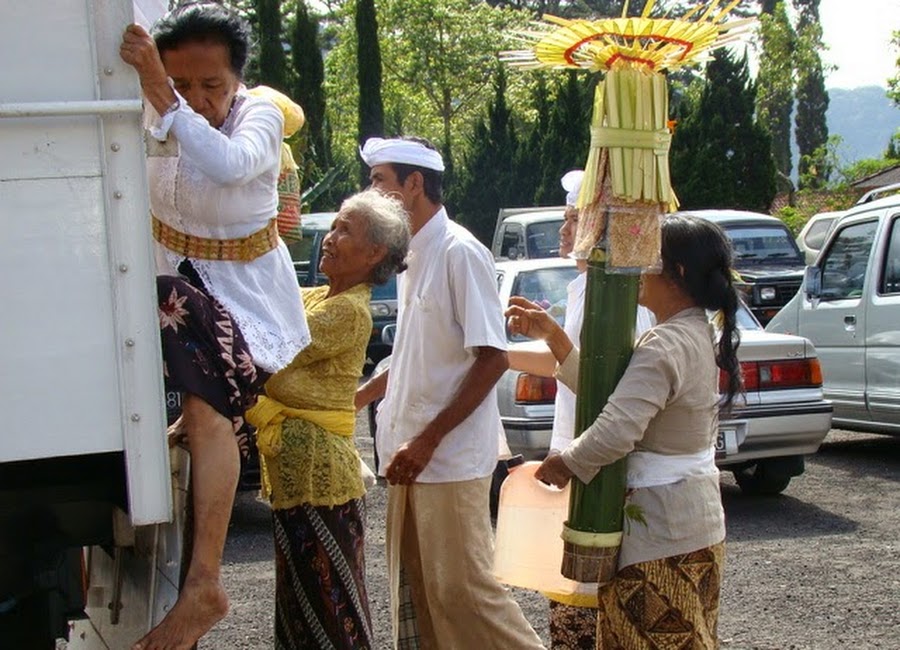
<box><xmin>491</xmin><ymin>207</ymin><xmax>566</xmax><ymax>260</ymax></box>
<box><xmin>767</xmin><ymin>185</ymin><xmax>900</xmax><ymax>437</ymax></box>
<box><xmin>796</xmin><ymin>210</ymin><xmax>843</xmax><ymax>264</ymax></box>
<box><xmin>685</xmin><ymin>209</ymin><xmax>807</xmax><ymax>326</ymax></box>
<box><xmin>367</xmin><ymin>274</ymin><xmax>398</xmax><ymax>367</ymax></box>
<box><xmin>369</xmin><ymin>257</ymin><xmax>832</xmax><ymax>495</ymax></box>
<box><xmin>287</xmin><ymin>211</ymin><xmax>335</xmax><ymax>287</ymax></box>
<box><xmin>286</xmin><ymin>210</ymin><xmax>397</xmax><ymax>367</ymax></box>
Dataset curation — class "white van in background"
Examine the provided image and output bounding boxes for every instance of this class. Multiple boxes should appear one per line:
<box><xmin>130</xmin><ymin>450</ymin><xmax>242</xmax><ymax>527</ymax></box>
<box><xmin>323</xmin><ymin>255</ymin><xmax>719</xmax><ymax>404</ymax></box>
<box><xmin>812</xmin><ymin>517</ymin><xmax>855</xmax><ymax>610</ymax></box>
<box><xmin>767</xmin><ymin>186</ymin><xmax>900</xmax><ymax>436</ymax></box>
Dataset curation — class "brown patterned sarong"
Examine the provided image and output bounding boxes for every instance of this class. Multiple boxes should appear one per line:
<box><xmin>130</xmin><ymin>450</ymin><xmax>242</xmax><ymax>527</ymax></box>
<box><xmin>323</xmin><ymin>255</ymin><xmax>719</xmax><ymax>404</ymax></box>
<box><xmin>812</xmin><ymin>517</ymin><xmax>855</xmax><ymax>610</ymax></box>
<box><xmin>597</xmin><ymin>542</ymin><xmax>725</xmax><ymax>650</ymax></box>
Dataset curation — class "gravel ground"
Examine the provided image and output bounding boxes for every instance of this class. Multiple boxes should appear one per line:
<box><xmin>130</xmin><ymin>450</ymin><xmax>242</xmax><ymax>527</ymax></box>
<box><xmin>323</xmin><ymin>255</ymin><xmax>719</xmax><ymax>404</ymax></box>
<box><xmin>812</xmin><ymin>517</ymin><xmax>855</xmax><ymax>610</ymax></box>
<box><xmin>204</xmin><ymin>422</ymin><xmax>900</xmax><ymax>649</ymax></box>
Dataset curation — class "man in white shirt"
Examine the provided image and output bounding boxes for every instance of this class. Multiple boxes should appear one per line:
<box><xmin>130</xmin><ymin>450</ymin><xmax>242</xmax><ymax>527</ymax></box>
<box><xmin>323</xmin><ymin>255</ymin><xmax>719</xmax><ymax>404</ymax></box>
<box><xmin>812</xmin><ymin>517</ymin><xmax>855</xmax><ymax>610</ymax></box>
<box><xmin>356</xmin><ymin>137</ymin><xmax>544</xmax><ymax>649</ymax></box>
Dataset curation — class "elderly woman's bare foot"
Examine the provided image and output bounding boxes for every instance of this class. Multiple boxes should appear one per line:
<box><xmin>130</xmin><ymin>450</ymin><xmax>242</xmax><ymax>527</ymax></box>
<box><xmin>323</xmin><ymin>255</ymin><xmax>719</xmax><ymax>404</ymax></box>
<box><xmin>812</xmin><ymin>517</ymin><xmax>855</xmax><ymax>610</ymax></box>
<box><xmin>131</xmin><ymin>575</ymin><xmax>227</xmax><ymax>650</ymax></box>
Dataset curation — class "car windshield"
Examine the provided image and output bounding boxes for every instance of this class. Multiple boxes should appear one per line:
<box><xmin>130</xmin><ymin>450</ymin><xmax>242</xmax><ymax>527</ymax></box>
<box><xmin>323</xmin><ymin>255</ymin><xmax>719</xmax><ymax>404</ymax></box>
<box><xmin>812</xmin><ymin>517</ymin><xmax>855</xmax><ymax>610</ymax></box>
<box><xmin>725</xmin><ymin>226</ymin><xmax>803</xmax><ymax>264</ymax></box>
<box><xmin>508</xmin><ymin>266</ymin><xmax>580</xmax><ymax>342</ymax></box>
<box><xmin>525</xmin><ymin>221</ymin><xmax>562</xmax><ymax>258</ymax></box>
<box><xmin>371</xmin><ymin>274</ymin><xmax>397</xmax><ymax>301</ymax></box>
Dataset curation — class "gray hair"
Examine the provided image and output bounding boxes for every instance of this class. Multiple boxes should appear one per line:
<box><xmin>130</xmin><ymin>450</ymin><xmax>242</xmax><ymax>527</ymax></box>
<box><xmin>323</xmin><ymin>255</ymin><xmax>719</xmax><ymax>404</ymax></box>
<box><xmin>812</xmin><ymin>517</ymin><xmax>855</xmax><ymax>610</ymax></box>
<box><xmin>339</xmin><ymin>189</ymin><xmax>411</xmax><ymax>285</ymax></box>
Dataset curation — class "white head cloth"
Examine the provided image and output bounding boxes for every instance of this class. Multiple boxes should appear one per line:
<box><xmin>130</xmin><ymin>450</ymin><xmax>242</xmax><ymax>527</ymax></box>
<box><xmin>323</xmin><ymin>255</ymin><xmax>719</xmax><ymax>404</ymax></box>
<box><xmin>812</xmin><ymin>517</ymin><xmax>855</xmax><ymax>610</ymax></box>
<box><xmin>561</xmin><ymin>169</ymin><xmax>585</xmax><ymax>207</ymax></box>
<box><xmin>360</xmin><ymin>137</ymin><xmax>445</xmax><ymax>172</ymax></box>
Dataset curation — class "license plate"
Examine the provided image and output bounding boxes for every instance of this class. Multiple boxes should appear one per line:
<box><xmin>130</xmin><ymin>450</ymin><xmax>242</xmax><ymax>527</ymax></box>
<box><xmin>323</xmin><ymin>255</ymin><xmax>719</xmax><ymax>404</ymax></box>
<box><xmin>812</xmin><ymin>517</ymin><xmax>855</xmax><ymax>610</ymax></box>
<box><xmin>715</xmin><ymin>428</ymin><xmax>739</xmax><ymax>457</ymax></box>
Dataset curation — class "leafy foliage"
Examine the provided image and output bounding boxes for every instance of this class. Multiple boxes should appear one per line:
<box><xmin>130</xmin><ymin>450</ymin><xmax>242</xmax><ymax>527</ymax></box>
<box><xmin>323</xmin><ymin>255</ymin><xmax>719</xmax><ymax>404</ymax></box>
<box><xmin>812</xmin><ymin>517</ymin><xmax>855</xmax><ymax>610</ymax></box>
<box><xmin>670</xmin><ymin>49</ymin><xmax>776</xmax><ymax>212</ymax></box>
<box><xmin>755</xmin><ymin>2</ymin><xmax>795</xmax><ymax>192</ymax></box>
<box><xmin>794</xmin><ymin>0</ymin><xmax>830</xmax><ymax>190</ymax></box>
<box><xmin>256</xmin><ymin>0</ymin><xmax>288</xmax><ymax>91</ymax></box>
<box><xmin>454</xmin><ymin>66</ymin><xmax>522</xmax><ymax>243</ymax></box>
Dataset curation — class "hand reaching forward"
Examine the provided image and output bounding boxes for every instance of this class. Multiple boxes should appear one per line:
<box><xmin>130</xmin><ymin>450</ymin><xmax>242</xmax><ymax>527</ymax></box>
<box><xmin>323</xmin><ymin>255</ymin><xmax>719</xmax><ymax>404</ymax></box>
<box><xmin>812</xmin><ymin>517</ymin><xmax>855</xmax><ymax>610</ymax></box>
<box><xmin>505</xmin><ymin>295</ymin><xmax>563</xmax><ymax>341</ymax></box>
<box><xmin>506</xmin><ymin>296</ymin><xmax>574</xmax><ymax>364</ymax></box>
<box><xmin>535</xmin><ymin>451</ymin><xmax>574</xmax><ymax>489</ymax></box>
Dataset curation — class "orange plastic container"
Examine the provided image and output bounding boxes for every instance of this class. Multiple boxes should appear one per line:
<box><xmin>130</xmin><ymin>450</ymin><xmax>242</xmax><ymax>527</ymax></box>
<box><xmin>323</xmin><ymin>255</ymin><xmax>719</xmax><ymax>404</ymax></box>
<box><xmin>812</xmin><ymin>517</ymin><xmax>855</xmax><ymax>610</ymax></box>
<box><xmin>493</xmin><ymin>461</ymin><xmax>582</xmax><ymax>597</ymax></box>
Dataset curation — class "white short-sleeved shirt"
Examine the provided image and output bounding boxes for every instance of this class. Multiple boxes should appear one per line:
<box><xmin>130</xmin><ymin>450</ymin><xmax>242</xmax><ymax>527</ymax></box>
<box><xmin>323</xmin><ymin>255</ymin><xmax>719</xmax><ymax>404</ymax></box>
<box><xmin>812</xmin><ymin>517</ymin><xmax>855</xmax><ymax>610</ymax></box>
<box><xmin>376</xmin><ymin>208</ymin><xmax>507</xmax><ymax>482</ymax></box>
<box><xmin>147</xmin><ymin>89</ymin><xmax>310</xmax><ymax>372</ymax></box>
<box><xmin>550</xmin><ymin>272</ymin><xmax>656</xmax><ymax>451</ymax></box>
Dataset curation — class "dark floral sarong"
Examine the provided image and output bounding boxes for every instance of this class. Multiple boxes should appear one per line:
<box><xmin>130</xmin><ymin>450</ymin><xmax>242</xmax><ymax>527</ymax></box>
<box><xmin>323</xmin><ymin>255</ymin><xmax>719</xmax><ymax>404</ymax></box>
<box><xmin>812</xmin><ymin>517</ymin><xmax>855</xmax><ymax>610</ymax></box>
<box><xmin>157</xmin><ymin>269</ymin><xmax>266</xmax><ymax>464</ymax></box>
<box><xmin>272</xmin><ymin>499</ymin><xmax>373</xmax><ymax>649</ymax></box>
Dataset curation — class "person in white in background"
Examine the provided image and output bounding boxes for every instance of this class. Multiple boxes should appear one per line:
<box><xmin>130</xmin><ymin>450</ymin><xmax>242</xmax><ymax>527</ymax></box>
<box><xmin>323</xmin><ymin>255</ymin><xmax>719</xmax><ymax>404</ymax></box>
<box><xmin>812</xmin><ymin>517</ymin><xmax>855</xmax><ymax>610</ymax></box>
<box><xmin>508</xmin><ymin>169</ymin><xmax>654</xmax><ymax>649</ymax></box>
<box><xmin>355</xmin><ymin>137</ymin><xmax>544</xmax><ymax>650</ymax></box>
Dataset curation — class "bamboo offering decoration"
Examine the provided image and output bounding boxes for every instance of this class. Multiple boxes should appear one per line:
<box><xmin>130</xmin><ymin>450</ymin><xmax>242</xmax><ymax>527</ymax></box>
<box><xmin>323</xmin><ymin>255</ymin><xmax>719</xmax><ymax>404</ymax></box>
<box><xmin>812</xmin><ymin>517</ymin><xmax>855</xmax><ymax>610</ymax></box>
<box><xmin>500</xmin><ymin>0</ymin><xmax>753</xmax><ymax>583</ymax></box>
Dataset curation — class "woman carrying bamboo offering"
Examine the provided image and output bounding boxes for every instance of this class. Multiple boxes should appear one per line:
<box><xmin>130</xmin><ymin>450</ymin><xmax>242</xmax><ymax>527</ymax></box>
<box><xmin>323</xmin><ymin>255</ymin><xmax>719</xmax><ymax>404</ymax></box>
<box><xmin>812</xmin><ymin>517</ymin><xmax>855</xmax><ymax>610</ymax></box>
<box><xmin>506</xmin><ymin>214</ymin><xmax>742</xmax><ymax>649</ymax></box>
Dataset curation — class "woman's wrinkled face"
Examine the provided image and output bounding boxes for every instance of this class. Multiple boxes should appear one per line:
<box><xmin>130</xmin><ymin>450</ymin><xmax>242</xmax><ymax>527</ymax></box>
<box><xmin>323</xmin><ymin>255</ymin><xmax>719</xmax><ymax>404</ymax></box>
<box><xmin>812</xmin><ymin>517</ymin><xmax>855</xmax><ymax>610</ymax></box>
<box><xmin>559</xmin><ymin>206</ymin><xmax>579</xmax><ymax>258</ymax></box>
<box><xmin>161</xmin><ymin>40</ymin><xmax>240</xmax><ymax>128</ymax></box>
<box><xmin>320</xmin><ymin>210</ymin><xmax>384</xmax><ymax>281</ymax></box>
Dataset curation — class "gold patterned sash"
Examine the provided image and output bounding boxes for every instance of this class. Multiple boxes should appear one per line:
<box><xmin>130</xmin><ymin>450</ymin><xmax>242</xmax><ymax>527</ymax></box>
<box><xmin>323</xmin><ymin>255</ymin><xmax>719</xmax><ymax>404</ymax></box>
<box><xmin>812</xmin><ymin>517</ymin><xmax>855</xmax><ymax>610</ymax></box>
<box><xmin>152</xmin><ymin>215</ymin><xmax>279</xmax><ymax>262</ymax></box>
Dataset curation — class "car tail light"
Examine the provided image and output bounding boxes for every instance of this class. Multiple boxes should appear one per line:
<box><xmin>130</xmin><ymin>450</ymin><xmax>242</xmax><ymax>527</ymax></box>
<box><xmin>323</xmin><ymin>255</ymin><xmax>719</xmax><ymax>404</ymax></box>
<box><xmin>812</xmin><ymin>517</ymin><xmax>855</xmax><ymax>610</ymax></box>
<box><xmin>721</xmin><ymin>358</ymin><xmax>823</xmax><ymax>392</ymax></box>
<box><xmin>515</xmin><ymin>373</ymin><xmax>557</xmax><ymax>403</ymax></box>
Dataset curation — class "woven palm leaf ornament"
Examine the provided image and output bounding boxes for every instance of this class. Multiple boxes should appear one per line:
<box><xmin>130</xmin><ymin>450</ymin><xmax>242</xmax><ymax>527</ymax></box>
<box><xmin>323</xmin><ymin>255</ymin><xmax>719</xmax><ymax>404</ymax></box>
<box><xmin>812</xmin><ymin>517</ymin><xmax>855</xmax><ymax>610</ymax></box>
<box><xmin>499</xmin><ymin>1</ymin><xmax>754</xmax><ymax>585</ymax></box>
<box><xmin>502</xmin><ymin>0</ymin><xmax>753</xmax><ymax>268</ymax></box>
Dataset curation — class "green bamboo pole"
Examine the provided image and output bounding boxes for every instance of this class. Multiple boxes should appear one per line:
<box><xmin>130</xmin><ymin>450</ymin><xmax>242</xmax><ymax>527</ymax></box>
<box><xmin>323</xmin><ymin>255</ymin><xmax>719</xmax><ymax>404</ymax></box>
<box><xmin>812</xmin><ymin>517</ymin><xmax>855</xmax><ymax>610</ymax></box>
<box><xmin>561</xmin><ymin>246</ymin><xmax>639</xmax><ymax>582</ymax></box>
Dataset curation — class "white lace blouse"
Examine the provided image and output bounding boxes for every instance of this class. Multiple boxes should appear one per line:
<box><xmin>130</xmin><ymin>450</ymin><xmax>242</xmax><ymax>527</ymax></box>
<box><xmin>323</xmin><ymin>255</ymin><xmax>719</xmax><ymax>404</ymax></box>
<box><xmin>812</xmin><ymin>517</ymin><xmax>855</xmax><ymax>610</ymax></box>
<box><xmin>146</xmin><ymin>87</ymin><xmax>310</xmax><ymax>372</ymax></box>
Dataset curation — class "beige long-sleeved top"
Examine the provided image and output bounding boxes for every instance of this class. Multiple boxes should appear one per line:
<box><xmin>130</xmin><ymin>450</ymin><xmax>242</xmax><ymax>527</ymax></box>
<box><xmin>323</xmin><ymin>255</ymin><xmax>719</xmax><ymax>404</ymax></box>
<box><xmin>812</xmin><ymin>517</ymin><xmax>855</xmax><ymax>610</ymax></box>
<box><xmin>557</xmin><ymin>307</ymin><xmax>726</xmax><ymax>568</ymax></box>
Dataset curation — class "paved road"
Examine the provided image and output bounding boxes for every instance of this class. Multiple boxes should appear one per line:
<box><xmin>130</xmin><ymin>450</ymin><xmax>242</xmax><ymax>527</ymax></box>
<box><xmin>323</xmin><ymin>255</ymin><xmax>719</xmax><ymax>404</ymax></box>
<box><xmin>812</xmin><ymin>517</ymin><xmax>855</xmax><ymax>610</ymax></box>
<box><xmin>204</xmin><ymin>422</ymin><xmax>900</xmax><ymax>649</ymax></box>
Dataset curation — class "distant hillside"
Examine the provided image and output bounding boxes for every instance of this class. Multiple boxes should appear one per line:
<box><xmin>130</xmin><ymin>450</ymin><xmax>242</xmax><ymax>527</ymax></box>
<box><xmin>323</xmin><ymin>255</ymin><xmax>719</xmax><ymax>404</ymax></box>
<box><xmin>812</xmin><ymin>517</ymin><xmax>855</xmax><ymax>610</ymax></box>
<box><xmin>827</xmin><ymin>87</ymin><xmax>900</xmax><ymax>164</ymax></box>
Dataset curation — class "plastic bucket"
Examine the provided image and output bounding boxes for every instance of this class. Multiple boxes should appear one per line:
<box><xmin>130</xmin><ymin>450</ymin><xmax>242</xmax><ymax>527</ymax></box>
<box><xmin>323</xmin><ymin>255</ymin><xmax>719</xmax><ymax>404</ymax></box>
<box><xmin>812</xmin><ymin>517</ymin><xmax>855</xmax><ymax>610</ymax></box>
<box><xmin>493</xmin><ymin>461</ymin><xmax>582</xmax><ymax>597</ymax></box>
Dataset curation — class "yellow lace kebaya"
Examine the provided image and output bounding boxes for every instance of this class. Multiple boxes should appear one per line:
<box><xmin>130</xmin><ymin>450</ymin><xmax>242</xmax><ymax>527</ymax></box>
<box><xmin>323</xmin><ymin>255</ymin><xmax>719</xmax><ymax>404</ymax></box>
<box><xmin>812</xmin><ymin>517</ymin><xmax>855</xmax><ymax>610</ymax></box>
<box><xmin>248</xmin><ymin>284</ymin><xmax>372</xmax><ymax>509</ymax></box>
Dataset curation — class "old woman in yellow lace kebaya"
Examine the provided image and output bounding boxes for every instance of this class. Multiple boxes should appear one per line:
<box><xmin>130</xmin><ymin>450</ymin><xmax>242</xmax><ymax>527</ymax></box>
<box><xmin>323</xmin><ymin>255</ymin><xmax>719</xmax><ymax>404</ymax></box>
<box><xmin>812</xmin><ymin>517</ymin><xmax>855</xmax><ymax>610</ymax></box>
<box><xmin>247</xmin><ymin>189</ymin><xmax>410</xmax><ymax>650</ymax></box>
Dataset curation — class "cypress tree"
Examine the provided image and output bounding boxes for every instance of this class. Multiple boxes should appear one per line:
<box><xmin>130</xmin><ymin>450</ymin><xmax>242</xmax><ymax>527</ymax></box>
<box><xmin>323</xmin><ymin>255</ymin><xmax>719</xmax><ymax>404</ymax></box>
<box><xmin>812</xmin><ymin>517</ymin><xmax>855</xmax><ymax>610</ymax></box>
<box><xmin>356</xmin><ymin>0</ymin><xmax>384</xmax><ymax>186</ymax></box>
<box><xmin>756</xmin><ymin>2</ymin><xmax>795</xmax><ymax>193</ymax></box>
<box><xmin>670</xmin><ymin>49</ymin><xmax>776</xmax><ymax>212</ymax></box>
<box><xmin>255</xmin><ymin>0</ymin><xmax>287</xmax><ymax>92</ymax></box>
<box><xmin>292</xmin><ymin>0</ymin><xmax>329</xmax><ymax>170</ymax></box>
<box><xmin>455</xmin><ymin>66</ymin><xmax>520</xmax><ymax>245</ymax></box>
<box><xmin>515</xmin><ymin>73</ymin><xmax>553</xmax><ymax>206</ymax></box>
<box><xmin>534</xmin><ymin>71</ymin><xmax>592</xmax><ymax>205</ymax></box>
<box><xmin>794</xmin><ymin>0</ymin><xmax>830</xmax><ymax>189</ymax></box>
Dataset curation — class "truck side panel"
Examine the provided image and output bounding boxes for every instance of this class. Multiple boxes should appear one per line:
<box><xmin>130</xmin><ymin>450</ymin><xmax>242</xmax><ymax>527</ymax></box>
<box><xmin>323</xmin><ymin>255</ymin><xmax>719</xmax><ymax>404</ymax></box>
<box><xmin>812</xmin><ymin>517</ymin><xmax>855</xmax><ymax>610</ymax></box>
<box><xmin>0</xmin><ymin>0</ymin><xmax>170</xmax><ymax>524</ymax></box>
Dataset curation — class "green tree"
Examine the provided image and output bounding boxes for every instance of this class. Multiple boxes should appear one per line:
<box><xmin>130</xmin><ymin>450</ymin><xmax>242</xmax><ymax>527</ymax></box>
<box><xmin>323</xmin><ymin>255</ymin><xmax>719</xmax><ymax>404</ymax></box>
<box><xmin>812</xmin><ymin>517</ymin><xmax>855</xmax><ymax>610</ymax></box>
<box><xmin>513</xmin><ymin>73</ymin><xmax>553</xmax><ymax>205</ymax></box>
<box><xmin>356</xmin><ymin>0</ymin><xmax>385</xmax><ymax>184</ymax></box>
<box><xmin>454</xmin><ymin>66</ymin><xmax>521</xmax><ymax>243</ymax></box>
<box><xmin>377</xmin><ymin>0</ymin><xmax>530</xmax><ymax>176</ymax></box>
<box><xmin>756</xmin><ymin>2</ymin><xmax>795</xmax><ymax>193</ymax></box>
<box><xmin>533</xmin><ymin>71</ymin><xmax>592</xmax><ymax>205</ymax></box>
<box><xmin>670</xmin><ymin>49</ymin><xmax>776</xmax><ymax>212</ymax></box>
<box><xmin>293</xmin><ymin>1</ymin><xmax>328</xmax><ymax>165</ymax></box>
<box><xmin>887</xmin><ymin>30</ymin><xmax>900</xmax><ymax>107</ymax></box>
<box><xmin>256</xmin><ymin>0</ymin><xmax>288</xmax><ymax>91</ymax></box>
<box><xmin>794</xmin><ymin>0</ymin><xmax>830</xmax><ymax>189</ymax></box>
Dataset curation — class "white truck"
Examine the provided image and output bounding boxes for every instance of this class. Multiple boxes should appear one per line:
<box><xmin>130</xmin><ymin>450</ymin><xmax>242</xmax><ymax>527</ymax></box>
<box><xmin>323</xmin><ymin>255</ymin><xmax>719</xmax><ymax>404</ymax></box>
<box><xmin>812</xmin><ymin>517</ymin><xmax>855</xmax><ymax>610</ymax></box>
<box><xmin>767</xmin><ymin>185</ymin><xmax>900</xmax><ymax>436</ymax></box>
<box><xmin>0</xmin><ymin>1</ymin><xmax>187</xmax><ymax>647</ymax></box>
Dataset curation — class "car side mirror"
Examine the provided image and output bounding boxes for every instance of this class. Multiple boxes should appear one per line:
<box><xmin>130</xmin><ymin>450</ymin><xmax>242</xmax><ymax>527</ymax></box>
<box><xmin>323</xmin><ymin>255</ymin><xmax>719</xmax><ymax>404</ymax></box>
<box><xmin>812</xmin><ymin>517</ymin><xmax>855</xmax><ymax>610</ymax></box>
<box><xmin>804</xmin><ymin>266</ymin><xmax>821</xmax><ymax>300</ymax></box>
<box><xmin>381</xmin><ymin>324</ymin><xmax>397</xmax><ymax>346</ymax></box>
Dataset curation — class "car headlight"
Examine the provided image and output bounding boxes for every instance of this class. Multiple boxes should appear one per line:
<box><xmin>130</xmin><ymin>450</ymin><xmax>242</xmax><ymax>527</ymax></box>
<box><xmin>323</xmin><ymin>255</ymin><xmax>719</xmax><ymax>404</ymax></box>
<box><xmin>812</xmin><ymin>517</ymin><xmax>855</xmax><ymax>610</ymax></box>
<box><xmin>759</xmin><ymin>286</ymin><xmax>777</xmax><ymax>301</ymax></box>
<box><xmin>370</xmin><ymin>302</ymin><xmax>391</xmax><ymax>317</ymax></box>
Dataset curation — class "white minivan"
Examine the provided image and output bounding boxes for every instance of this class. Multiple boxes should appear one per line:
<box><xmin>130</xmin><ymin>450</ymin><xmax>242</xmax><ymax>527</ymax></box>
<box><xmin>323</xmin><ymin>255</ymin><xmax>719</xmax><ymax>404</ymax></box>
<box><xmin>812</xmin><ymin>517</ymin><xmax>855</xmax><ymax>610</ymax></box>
<box><xmin>767</xmin><ymin>186</ymin><xmax>900</xmax><ymax>436</ymax></box>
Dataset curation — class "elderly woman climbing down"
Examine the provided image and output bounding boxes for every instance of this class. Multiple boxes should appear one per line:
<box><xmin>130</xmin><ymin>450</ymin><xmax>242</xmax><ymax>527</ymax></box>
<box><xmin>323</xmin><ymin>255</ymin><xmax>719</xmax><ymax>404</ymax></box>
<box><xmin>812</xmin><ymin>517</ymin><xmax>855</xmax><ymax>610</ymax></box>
<box><xmin>247</xmin><ymin>190</ymin><xmax>410</xmax><ymax>650</ymax></box>
<box><xmin>507</xmin><ymin>214</ymin><xmax>742</xmax><ymax>649</ymax></box>
<box><xmin>120</xmin><ymin>4</ymin><xmax>310</xmax><ymax>649</ymax></box>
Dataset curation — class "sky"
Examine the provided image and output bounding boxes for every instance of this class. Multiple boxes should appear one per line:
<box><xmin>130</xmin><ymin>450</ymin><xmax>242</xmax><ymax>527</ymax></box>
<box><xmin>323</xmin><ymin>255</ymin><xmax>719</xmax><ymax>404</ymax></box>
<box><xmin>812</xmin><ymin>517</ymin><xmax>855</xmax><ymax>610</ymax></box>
<box><xmin>818</xmin><ymin>0</ymin><xmax>898</xmax><ymax>90</ymax></box>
